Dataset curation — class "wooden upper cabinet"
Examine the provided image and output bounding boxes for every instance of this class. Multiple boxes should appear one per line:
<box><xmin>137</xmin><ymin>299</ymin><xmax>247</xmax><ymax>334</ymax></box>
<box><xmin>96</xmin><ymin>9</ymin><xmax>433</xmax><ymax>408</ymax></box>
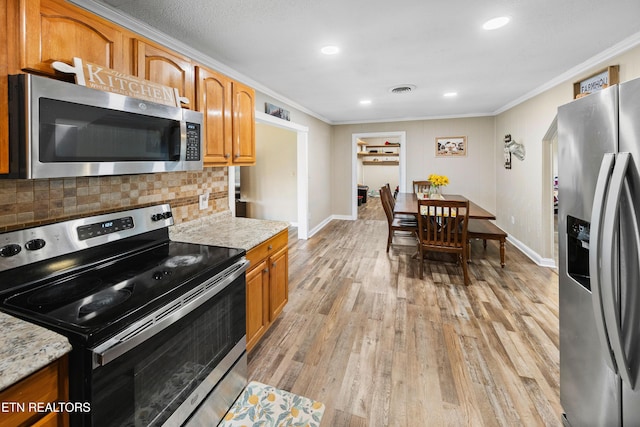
<box><xmin>196</xmin><ymin>66</ymin><xmax>255</xmax><ymax>166</ymax></box>
<box><xmin>196</xmin><ymin>66</ymin><xmax>233</xmax><ymax>164</ymax></box>
<box><xmin>133</xmin><ymin>40</ymin><xmax>195</xmax><ymax>109</ymax></box>
<box><xmin>232</xmin><ymin>81</ymin><xmax>256</xmax><ymax>164</ymax></box>
<box><xmin>18</xmin><ymin>0</ymin><xmax>125</xmax><ymax>75</ymax></box>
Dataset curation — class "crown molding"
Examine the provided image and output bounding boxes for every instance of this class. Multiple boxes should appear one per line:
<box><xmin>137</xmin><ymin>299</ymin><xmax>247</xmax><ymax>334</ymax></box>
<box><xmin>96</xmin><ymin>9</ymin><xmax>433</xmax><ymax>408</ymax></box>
<box><xmin>494</xmin><ymin>31</ymin><xmax>640</xmax><ymax>115</ymax></box>
<box><xmin>62</xmin><ymin>3</ymin><xmax>640</xmax><ymax>124</ymax></box>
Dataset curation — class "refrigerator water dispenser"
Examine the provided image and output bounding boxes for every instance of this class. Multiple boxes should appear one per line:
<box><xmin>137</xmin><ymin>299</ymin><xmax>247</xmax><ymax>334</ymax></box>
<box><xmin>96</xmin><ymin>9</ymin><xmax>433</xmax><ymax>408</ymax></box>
<box><xmin>567</xmin><ymin>215</ymin><xmax>591</xmax><ymax>290</ymax></box>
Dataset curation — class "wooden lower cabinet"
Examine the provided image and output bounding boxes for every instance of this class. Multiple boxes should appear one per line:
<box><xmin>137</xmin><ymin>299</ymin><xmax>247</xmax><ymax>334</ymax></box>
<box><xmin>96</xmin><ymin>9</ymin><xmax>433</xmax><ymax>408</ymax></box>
<box><xmin>246</xmin><ymin>259</ymin><xmax>269</xmax><ymax>351</ymax></box>
<box><xmin>0</xmin><ymin>355</ymin><xmax>69</xmax><ymax>427</ymax></box>
<box><xmin>245</xmin><ymin>229</ymin><xmax>289</xmax><ymax>351</ymax></box>
<box><xmin>268</xmin><ymin>245</ymin><xmax>288</xmax><ymax>321</ymax></box>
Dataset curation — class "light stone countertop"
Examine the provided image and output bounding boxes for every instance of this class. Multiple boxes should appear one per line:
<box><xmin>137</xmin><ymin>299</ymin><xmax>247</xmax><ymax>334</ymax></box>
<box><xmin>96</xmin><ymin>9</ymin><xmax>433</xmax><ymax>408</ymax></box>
<box><xmin>169</xmin><ymin>211</ymin><xmax>290</xmax><ymax>250</ymax></box>
<box><xmin>0</xmin><ymin>311</ymin><xmax>72</xmax><ymax>391</ymax></box>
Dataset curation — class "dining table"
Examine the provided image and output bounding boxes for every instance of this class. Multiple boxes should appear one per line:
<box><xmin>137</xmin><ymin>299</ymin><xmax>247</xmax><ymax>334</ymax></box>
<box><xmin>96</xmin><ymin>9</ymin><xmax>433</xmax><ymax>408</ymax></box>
<box><xmin>393</xmin><ymin>192</ymin><xmax>496</xmax><ymax>220</ymax></box>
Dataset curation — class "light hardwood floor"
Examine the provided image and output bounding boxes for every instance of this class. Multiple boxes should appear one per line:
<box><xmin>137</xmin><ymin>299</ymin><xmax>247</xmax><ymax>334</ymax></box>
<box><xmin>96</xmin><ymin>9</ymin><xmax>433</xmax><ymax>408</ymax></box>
<box><xmin>248</xmin><ymin>197</ymin><xmax>561</xmax><ymax>426</ymax></box>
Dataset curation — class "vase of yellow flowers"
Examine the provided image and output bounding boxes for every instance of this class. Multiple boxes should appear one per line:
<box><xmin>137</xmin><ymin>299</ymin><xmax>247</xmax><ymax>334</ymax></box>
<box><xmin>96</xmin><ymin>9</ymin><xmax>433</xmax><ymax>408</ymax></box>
<box><xmin>427</xmin><ymin>174</ymin><xmax>449</xmax><ymax>199</ymax></box>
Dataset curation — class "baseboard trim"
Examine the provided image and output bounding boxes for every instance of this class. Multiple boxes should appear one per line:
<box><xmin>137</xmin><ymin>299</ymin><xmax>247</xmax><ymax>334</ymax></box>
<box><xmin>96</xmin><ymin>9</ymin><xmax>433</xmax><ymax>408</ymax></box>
<box><xmin>507</xmin><ymin>235</ymin><xmax>556</xmax><ymax>268</ymax></box>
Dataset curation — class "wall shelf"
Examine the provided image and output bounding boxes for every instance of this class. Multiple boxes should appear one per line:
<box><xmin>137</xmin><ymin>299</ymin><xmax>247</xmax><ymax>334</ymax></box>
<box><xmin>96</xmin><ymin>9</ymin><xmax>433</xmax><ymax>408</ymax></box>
<box><xmin>363</xmin><ymin>161</ymin><xmax>399</xmax><ymax>166</ymax></box>
<box><xmin>358</xmin><ymin>152</ymin><xmax>399</xmax><ymax>157</ymax></box>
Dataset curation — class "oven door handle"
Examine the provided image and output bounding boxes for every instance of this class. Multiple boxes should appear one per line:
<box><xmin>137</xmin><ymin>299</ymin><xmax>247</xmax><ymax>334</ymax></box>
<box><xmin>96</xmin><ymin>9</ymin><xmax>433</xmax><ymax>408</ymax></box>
<box><xmin>91</xmin><ymin>258</ymin><xmax>249</xmax><ymax>368</ymax></box>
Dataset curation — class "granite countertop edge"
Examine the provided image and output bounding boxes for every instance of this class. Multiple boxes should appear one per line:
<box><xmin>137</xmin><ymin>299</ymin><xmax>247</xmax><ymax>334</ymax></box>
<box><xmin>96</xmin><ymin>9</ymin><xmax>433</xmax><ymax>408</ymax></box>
<box><xmin>0</xmin><ymin>312</ymin><xmax>72</xmax><ymax>392</ymax></box>
<box><xmin>169</xmin><ymin>211</ymin><xmax>290</xmax><ymax>250</ymax></box>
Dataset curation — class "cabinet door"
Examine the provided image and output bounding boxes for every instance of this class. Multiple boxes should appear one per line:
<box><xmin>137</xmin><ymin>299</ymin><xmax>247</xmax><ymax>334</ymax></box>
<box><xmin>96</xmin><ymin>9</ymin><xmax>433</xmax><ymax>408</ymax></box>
<box><xmin>196</xmin><ymin>66</ymin><xmax>233</xmax><ymax>165</ymax></box>
<box><xmin>19</xmin><ymin>0</ymin><xmax>125</xmax><ymax>75</ymax></box>
<box><xmin>269</xmin><ymin>245</ymin><xmax>288</xmax><ymax>321</ymax></box>
<box><xmin>1</xmin><ymin>0</ymin><xmax>8</xmax><ymax>173</ymax></box>
<box><xmin>133</xmin><ymin>40</ymin><xmax>194</xmax><ymax>108</ymax></box>
<box><xmin>232</xmin><ymin>81</ymin><xmax>256</xmax><ymax>164</ymax></box>
<box><xmin>246</xmin><ymin>260</ymin><xmax>269</xmax><ymax>351</ymax></box>
<box><xmin>0</xmin><ymin>356</ymin><xmax>67</xmax><ymax>427</ymax></box>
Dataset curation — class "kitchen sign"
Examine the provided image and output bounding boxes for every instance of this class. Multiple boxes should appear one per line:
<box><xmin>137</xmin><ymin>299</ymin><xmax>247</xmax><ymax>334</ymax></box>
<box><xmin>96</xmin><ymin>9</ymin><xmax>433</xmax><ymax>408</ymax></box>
<box><xmin>573</xmin><ymin>65</ymin><xmax>619</xmax><ymax>99</ymax></box>
<box><xmin>52</xmin><ymin>57</ymin><xmax>189</xmax><ymax>107</ymax></box>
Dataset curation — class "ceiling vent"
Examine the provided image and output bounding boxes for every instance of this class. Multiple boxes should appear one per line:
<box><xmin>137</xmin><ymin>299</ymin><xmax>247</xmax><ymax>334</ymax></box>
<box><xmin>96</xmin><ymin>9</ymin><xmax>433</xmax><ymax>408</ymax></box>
<box><xmin>389</xmin><ymin>84</ymin><xmax>416</xmax><ymax>94</ymax></box>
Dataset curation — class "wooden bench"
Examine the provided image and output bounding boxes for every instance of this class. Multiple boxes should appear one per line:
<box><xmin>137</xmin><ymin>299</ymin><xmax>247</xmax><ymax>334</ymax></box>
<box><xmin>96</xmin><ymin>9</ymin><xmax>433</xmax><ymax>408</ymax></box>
<box><xmin>467</xmin><ymin>219</ymin><xmax>507</xmax><ymax>267</ymax></box>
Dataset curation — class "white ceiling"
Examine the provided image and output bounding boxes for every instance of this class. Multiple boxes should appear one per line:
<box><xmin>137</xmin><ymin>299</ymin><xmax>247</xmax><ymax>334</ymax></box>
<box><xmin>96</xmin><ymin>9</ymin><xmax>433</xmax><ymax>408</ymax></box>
<box><xmin>90</xmin><ymin>0</ymin><xmax>640</xmax><ymax>124</ymax></box>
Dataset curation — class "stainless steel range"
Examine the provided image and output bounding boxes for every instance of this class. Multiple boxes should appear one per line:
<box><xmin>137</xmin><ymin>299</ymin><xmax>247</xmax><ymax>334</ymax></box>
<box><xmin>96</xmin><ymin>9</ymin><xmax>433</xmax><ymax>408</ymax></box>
<box><xmin>0</xmin><ymin>204</ymin><xmax>249</xmax><ymax>426</ymax></box>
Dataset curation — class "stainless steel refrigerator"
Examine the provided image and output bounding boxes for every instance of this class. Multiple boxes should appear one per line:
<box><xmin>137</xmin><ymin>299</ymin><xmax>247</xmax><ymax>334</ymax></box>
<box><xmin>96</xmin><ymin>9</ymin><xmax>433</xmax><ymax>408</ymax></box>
<box><xmin>559</xmin><ymin>76</ymin><xmax>640</xmax><ymax>426</ymax></box>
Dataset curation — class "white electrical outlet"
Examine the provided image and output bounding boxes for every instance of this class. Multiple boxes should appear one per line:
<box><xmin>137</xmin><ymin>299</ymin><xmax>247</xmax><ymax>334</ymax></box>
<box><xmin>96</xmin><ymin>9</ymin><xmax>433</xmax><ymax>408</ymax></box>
<box><xmin>199</xmin><ymin>192</ymin><xmax>209</xmax><ymax>210</ymax></box>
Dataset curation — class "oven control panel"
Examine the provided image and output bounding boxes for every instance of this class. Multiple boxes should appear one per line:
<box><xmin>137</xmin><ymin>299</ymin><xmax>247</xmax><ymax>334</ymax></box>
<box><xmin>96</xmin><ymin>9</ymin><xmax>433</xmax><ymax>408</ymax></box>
<box><xmin>0</xmin><ymin>204</ymin><xmax>174</xmax><ymax>271</ymax></box>
<box><xmin>77</xmin><ymin>217</ymin><xmax>134</xmax><ymax>241</ymax></box>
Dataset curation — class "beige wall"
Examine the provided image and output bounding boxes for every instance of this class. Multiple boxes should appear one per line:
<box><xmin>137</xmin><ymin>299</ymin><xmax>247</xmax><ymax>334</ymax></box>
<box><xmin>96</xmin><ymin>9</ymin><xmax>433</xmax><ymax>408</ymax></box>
<box><xmin>332</xmin><ymin>117</ymin><xmax>496</xmax><ymax>217</ymax></box>
<box><xmin>495</xmin><ymin>44</ymin><xmax>640</xmax><ymax>260</ymax></box>
<box><xmin>241</xmin><ymin>123</ymin><xmax>297</xmax><ymax>222</ymax></box>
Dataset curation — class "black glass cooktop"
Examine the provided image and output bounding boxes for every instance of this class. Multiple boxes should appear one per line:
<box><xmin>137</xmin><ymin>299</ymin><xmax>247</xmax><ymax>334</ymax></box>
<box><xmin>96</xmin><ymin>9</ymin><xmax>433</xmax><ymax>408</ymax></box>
<box><xmin>1</xmin><ymin>240</ymin><xmax>244</xmax><ymax>344</ymax></box>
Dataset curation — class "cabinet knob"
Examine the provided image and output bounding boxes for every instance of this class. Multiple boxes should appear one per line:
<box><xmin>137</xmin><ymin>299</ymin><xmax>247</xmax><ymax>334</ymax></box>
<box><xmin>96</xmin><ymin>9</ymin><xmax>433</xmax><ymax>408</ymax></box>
<box><xmin>268</xmin><ymin>244</ymin><xmax>272</xmax><ymax>250</ymax></box>
<box><xmin>263</xmin><ymin>268</ymin><xmax>269</xmax><ymax>274</ymax></box>
<box><xmin>272</xmin><ymin>261</ymin><xmax>277</xmax><ymax>268</ymax></box>
<box><xmin>235</xmin><ymin>153</ymin><xmax>240</xmax><ymax>158</ymax></box>
<box><xmin>225</xmin><ymin>153</ymin><xmax>230</xmax><ymax>159</ymax></box>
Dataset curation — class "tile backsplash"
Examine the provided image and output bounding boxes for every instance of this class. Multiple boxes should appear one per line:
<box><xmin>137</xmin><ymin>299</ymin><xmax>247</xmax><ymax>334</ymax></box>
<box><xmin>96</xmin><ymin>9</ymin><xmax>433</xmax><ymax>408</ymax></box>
<box><xmin>0</xmin><ymin>167</ymin><xmax>228</xmax><ymax>232</ymax></box>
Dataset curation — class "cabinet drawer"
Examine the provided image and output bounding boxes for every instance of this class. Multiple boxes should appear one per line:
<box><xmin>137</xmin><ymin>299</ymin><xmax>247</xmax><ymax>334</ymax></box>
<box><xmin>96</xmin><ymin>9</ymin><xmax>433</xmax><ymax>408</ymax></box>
<box><xmin>246</xmin><ymin>229</ymin><xmax>288</xmax><ymax>268</ymax></box>
<box><xmin>0</xmin><ymin>360</ymin><xmax>63</xmax><ymax>427</ymax></box>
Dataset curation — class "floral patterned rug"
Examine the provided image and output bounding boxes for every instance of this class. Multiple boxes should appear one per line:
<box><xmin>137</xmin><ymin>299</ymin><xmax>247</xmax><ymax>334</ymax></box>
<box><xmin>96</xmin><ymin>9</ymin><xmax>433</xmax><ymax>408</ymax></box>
<box><xmin>218</xmin><ymin>381</ymin><xmax>325</xmax><ymax>427</ymax></box>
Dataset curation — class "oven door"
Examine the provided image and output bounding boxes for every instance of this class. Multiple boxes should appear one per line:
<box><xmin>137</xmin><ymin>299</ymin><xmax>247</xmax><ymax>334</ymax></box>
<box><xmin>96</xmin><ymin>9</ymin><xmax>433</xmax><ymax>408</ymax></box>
<box><xmin>79</xmin><ymin>259</ymin><xmax>248</xmax><ymax>427</ymax></box>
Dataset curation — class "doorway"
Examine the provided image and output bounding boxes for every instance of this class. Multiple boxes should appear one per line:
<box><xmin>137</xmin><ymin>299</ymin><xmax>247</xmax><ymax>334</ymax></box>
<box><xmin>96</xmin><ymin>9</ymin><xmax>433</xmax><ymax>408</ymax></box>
<box><xmin>351</xmin><ymin>131</ymin><xmax>406</xmax><ymax>220</ymax></box>
<box><xmin>240</xmin><ymin>123</ymin><xmax>297</xmax><ymax>223</ymax></box>
<box><xmin>228</xmin><ymin>111</ymin><xmax>309</xmax><ymax>239</ymax></box>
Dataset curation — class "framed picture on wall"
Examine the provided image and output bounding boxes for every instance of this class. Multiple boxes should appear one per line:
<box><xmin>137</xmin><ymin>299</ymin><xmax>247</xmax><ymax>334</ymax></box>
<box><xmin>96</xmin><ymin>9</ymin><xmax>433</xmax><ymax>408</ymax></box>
<box><xmin>435</xmin><ymin>136</ymin><xmax>467</xmax><ymax>157</ymax></box>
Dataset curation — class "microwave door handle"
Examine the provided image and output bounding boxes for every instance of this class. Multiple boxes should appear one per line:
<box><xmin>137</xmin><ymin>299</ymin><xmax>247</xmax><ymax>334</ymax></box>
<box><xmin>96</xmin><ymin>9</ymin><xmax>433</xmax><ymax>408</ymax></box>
<box><xmin>602</xmin><ymin>152</ymin><xmax>635</xmax><ymax>389</ymax></box>
<box><xmin>590</xmin><ymin>153</ymin><xmax>617</xmax><ymax>372</ymax></box>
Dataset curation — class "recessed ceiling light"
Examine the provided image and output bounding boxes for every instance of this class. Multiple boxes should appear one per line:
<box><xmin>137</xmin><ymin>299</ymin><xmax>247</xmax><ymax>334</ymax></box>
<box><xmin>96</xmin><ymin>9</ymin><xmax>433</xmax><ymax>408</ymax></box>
<box><xmin>321</xmin><ymin>45</ymin><xmax>340</xmax><ymax>55</ymax></box>
<box><xmin>482</xmin><ymin>16</ymin><xmax>510</xmax><ymax>30</ymax></box>
<box><xmin>443</xmin><ymin>92</ymin><xmax>458</xmax><ymax>98</ymax></box>
<box><xmin>360</xmin><ymin>99</ymin><xmax>372</xmax><ymax>105</ymax></box>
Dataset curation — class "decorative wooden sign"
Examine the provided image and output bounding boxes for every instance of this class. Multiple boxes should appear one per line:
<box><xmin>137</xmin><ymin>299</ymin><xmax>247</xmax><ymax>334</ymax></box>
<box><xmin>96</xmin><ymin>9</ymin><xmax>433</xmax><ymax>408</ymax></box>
<box><xmin>52</xmin><ymin>57</ymin><xmax>189</xmax><ymax>107</ymax></box>
<box><xmin>573</xmin><ymin>65</ymin><xmax>619</xmax><ymax>99</ymax></box>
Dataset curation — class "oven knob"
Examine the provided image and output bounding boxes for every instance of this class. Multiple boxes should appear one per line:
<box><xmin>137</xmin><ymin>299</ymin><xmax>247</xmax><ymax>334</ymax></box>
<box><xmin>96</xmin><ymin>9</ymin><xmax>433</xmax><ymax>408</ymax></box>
<box><xmin>0</xmin><ymin>244</ymin><xmax>22</xmax><ymax>257</ymax></box>
<box><xmin>151</xmin><ymin>214</ymin><xmax>162</xmax><ymax>222</ymax></box>
<box><xmin>25</xmin><ymin>238</ymin><xmax>46</xmax><ymax>251</ymax></box>
<box><xmin>163</xmin><ymin>212</ymin><xmax>173</xmax><ymax>219</ymax></box>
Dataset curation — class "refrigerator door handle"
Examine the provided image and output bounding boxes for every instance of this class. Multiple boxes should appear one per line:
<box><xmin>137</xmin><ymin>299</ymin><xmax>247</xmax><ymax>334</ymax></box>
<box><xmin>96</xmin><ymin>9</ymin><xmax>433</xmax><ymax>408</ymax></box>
<box><xmin>601</xmin><ymin>151</ymin><xmax>634</xmax><ymax>389</ymax></box>
<box><xmin>589</xmin><ymin>153</ymin><xmax>617</xmax><ymax>372</ymax></box>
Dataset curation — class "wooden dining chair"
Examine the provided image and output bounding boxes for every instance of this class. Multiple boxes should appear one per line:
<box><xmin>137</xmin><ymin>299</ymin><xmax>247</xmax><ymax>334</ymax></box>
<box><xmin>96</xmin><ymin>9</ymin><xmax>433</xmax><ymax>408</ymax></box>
<box><xmin>381</xmin><ymin>185</ymin><xmax>415</xmax><ymax>221</ymax></box>
<box><xmin>417</xmin><ymin>198</ymin><xmax>470</xmax><ymax>285</ymax></box>
<box><xmin>380</xmin><ymin>184</ymin><xmax>396</xmax><ymax>211</ymax></box>
<box><xmin>413</xmin><ymin>180</ymin><xmax>431</xmax><ymax>194</ymax></box>
<box><xmin>380</xmin><ymin>186</ymin><xmax>418</xmax><ymax>252</ymax></box>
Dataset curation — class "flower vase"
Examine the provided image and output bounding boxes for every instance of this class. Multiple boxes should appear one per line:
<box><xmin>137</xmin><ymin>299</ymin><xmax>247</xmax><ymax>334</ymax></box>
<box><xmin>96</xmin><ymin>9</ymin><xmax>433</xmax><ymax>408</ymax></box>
<box><xmin>428</xmin><ymin>186</ymin><xmax>440</xmax><ymax>199</ymax></box>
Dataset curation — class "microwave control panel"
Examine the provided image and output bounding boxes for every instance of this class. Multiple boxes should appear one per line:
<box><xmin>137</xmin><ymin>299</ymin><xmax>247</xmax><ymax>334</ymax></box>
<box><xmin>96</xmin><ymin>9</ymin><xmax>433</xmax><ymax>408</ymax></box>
<box><xmin>186</xmin><ymin>122</ymin><xmax>201</xmax><ymax>161</ymax></box>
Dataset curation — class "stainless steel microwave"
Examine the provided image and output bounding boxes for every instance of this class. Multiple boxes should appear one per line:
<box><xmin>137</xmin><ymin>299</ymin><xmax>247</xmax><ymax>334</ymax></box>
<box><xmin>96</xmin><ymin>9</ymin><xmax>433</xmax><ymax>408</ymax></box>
<box><xmin>5</xmin><ymin>74</ymin><xmax>203</xmax><ymax>179</ymax></box>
